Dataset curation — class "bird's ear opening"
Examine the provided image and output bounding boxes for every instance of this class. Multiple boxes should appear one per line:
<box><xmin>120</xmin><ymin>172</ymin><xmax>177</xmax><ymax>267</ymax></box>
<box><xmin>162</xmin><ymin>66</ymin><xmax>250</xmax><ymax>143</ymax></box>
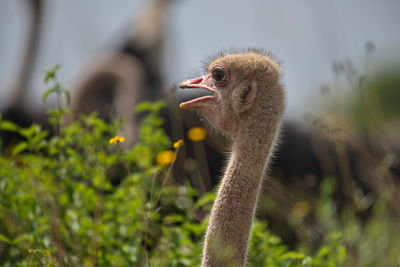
<box><xmin>232</xmin><ymin>78</ymin><xmax>257</xmax><ymax>114</ymax></box>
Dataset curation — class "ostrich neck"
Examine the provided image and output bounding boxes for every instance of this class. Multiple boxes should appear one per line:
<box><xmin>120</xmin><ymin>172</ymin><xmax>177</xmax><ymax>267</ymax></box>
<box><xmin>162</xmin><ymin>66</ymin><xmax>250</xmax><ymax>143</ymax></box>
<box><xmin>10</xmin><ymin>1</ymin><xmax>43</xmax><ymax>108</ymax></box>
<box><xmin>202</xmin><ymin>112</ymin><xmax>279</xmax><ymax>267</ymax></box>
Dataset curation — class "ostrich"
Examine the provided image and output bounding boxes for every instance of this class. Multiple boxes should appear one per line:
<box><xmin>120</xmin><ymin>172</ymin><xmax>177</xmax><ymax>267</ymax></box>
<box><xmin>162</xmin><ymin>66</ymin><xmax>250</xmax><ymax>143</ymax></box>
<box><xmin>1</xmin><ymin>0</ymin><xmax>46</xmax><ymax>153</ymax></box>
<box><xmin>179</xmin><ymin>49</ymin><xmax>285</xmax><ymax>266</ymax></box>
<box><xmin>71</xmin><ymin>0</ymin><xmax>173</xmax><ymax>147</ymax></box>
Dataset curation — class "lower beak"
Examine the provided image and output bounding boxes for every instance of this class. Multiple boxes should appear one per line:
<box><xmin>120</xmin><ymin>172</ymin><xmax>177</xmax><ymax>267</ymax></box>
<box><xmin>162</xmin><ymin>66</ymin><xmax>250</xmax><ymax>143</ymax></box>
<box><xmin>179</xmin><ymin>76</ymin><xmax>216</xmax><ymax>110</ymax></box>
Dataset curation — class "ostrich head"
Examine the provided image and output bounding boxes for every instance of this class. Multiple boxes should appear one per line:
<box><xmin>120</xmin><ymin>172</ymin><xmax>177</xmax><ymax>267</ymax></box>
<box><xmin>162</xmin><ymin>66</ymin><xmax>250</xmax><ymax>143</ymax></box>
<box><xmin>179</xmin><ymin>49</ymin><xmax>284</xmax><ymax>139</ymax></box>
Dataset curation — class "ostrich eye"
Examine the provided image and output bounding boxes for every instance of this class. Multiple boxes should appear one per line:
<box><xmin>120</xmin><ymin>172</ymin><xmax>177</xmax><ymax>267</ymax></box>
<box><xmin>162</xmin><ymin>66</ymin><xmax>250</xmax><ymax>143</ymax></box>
<box><xmin>211</xmin><ymin>67</ymin><xmax>226</xmax><ymax>84</ymax></box>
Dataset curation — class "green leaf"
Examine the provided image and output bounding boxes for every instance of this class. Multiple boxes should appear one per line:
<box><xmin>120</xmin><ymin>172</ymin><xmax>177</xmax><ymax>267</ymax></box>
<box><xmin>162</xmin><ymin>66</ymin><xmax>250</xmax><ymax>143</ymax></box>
<box><xmin>163</xmin><ymin>214</ymin><xmax>185</xmax><ymax>225</ymax></box>
<box><xmin>317</xmin><ymin>246</ymin><xmax>330</xmax><ymax>258</ymax></box>
<box><xmin>0</xmin><ymin>120</ymin><xmax>19</xmax><ymax>132</ymax></box>
<box><xmin>151</xmin><ymin>100</ymin><xmax>166</xmax><ymax>112</ymax></box>
<box><xmin>302</xmin><ymin>256</ymin><xmax>312</xmax><ymax>266</ymax></box>
<box><xmin>63</xmin><ymin>89</ymin><xmax>71</xmax><ymax>105</ymax></box>
<box><xmin>280</xmin><ymin>251</ymin><xmax>305</xmax><ymax>260</ymax></box>
<box><xmin>134</xmin><ymin>102</ymin><xmax>153</xmax><ymax>113</ymax></box>
<box><xmin>0</xmin><ymin>234</ymin><xmax>11</xmax><ymax>244</ymax></box>
<box><xmin>12</xmin><ymin>142</ymin><xmax>28</xmax><ymax>156</ymax></box>
<box><xmin>43</xmin><ymin>64</ymin><xmax>61</xmax><ymax>83</ymax></box>
<box><xmin>195</xmin><ymin>192</ymin><xmax>216</xmax><ymax>208</ymax></box>
<box><xmin>12</xmin><ymin>234</ymin><xmax>32</xmax><ymax>245</ymax></box>
<box><xmin>47</xmin><ymin>109</ymin><xmax>60</xmax><ymax>117</ymax></box>
<box><xmin>338</xmin><ymin>246</ymin><xmax>346</xmax><ymax>262</ymax></box>
<box><xmin>19</xmin><ymin>124</ymin><xmax>40</xmax><ymax>138</ymax></box>
<box><xmin>42</xmin><ymin>88</ymin><xmax>54</xmax><ymax>103</ymax></box>
<box><xmin>48</xmin><ymin>117</ymin><xmax>57</xmax><ymax>125</ymax></box>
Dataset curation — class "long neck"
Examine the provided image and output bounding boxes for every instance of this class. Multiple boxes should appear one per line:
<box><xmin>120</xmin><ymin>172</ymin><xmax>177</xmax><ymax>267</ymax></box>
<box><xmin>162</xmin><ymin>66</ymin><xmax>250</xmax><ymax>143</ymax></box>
<box><xmin>202</xmin><ymin>111</ymin><xmax>281</xmax><ymax>267</ymax></box>
<box><xmin>9</xmin><ymin>0</ymin><xmax>43</xmax><ymax>108</ymax></box>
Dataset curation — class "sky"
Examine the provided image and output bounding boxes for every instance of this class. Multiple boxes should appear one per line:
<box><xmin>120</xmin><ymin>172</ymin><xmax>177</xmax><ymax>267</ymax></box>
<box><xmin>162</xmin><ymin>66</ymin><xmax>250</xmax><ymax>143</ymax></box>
<box><xmin>1</xmin><ymin>0</ymin><xmax>399</xmax><ymax>120</ymax></box>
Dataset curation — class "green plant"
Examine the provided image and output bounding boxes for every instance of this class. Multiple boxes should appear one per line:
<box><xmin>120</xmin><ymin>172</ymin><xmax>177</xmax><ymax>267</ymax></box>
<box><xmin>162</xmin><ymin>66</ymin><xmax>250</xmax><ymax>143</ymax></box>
<box><xmin>0</xmin><ymin>65</ymin><xmax>349</xmax><ymax>266</ymax></box>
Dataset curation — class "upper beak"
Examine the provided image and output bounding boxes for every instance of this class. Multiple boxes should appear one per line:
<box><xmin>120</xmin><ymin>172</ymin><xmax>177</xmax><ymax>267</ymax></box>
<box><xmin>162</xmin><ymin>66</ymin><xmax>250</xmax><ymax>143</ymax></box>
<box><xmin>179</xmin><ymin>76</ymin><xmax>216</xmax><ymax>110</ymax></box>
<box><xmin>179</xmin><ymin>76</ymin><xmax>216</xmax><ymax>93</ymax></box>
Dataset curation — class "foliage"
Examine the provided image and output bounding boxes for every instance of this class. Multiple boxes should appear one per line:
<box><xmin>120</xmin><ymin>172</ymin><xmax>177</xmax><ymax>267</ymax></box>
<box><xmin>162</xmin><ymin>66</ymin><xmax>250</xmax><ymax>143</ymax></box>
<box><xmin>291</xmin><ymin>43</ymin><xmax>400</xmax><ymax>267</ymax></box>
<box><xmin>0</xmin><ymin>66</ymin><xmax>350</xmax><ymax>266</ymax></box>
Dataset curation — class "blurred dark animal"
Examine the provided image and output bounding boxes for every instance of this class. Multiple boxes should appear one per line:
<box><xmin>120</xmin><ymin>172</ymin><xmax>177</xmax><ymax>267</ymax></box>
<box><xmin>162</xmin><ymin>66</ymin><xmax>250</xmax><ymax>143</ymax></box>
<box><xmin>0</xmin><ymin>0</ymin><xmax>48</xmax><ymax>153</ymax></box>
<box><xmin>71</xmin><ymin>0</ymin><xmax>172</xmax><ymax>147</ymax></box>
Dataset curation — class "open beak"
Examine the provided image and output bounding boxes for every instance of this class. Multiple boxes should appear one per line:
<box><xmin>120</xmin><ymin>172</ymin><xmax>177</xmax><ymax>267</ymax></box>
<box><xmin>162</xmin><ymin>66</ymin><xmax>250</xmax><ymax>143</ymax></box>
<box><xmin>179</xmin><ymin>76</ymin><xmax>216</xmax><ymax>110</ymax></box>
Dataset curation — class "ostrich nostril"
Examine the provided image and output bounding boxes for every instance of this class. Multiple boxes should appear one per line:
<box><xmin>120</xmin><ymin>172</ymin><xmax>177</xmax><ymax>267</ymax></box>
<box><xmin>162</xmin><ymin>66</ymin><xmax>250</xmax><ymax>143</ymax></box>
<box><xmin>179</xmin><ymin>76</ymin><xmax>205</xmax><ymax>88</ymax></box>
<box><xmin>191</xmin><ymin>77</ymin><xmax>203</xmax><ymax>84</ymax></box>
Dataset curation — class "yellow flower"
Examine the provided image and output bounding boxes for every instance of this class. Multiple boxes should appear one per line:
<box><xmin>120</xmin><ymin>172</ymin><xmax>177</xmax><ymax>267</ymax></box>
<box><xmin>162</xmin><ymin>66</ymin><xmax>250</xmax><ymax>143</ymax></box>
<box><xmin>173</xmin><ymin>139</ymin><xmax>184</xmax><ymax>149</ymax></box>
<box><xmin>292</xmin><ymin>201</ymin><xmax>311</xmax><ymax>218</ymax></box>
<box><xmin>187</xmin><ymin>127</ymin><xmax>207</xmax><ymax>142</ymax></box>
<box><xmin>156</xmin><ymin>150</ymin><xmax>176</xmax><ymax>166</ymax></box>
<box><xmin>109</xmin><ymin>136</ymin><xmax>126</xmax><ymax>144</ymax></box>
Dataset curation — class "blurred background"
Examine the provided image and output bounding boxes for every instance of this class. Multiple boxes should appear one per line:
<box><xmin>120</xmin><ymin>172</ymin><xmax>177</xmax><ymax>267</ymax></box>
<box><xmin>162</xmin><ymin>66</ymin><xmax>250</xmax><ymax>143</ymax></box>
<box><xmin>1</xmin><ymin>0</ymin><xmax>399</xmax><ymax>118</ymax></box>
<box><xmin>1</xmin><ymin>0</ymin><xmax>400</xmax><ymax>265</ymax></box>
